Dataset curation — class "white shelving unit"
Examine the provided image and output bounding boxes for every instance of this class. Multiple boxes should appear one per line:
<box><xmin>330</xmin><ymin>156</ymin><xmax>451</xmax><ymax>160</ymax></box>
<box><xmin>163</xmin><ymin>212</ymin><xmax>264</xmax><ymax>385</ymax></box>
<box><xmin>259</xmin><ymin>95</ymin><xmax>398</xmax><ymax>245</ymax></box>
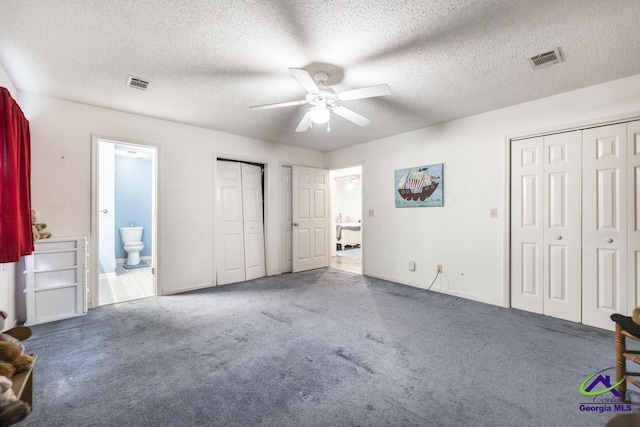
<box><xmin>23</xmin><ymin>237</ymin><xmax>88</xmax><ymax>325</ymax></box>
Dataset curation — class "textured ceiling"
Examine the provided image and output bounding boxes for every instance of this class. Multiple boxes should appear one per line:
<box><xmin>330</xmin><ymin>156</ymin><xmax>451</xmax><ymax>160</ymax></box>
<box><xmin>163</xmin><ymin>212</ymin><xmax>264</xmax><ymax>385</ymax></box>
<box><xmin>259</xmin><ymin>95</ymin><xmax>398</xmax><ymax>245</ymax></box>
<box><xmin>1</xmin><ymin>1</ymin><xmax>640</xmax><ymax>152</ymax></box>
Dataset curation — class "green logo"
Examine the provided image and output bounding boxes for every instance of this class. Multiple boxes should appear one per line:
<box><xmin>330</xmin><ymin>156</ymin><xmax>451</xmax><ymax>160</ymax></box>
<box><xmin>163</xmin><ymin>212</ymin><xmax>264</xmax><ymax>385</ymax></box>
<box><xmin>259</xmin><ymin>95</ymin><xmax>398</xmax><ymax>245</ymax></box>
<box><xmin>579</xmin><ymin>368</ymin><xmax>625</xmax><ymax>397</ymax></box>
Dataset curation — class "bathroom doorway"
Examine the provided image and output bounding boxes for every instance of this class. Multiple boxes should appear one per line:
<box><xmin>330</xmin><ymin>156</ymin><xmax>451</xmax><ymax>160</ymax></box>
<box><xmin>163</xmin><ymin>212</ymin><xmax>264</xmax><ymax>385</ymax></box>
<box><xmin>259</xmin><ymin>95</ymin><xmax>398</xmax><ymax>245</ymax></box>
<box><xmin>91</xmin><ymin>138</ymin><xmax>158</xmax><ymax>307</ymax></box>
<box><xmin>330</xmin><ymin>165</ymin><xmax>362</xmax><ymax>274</ymax></box>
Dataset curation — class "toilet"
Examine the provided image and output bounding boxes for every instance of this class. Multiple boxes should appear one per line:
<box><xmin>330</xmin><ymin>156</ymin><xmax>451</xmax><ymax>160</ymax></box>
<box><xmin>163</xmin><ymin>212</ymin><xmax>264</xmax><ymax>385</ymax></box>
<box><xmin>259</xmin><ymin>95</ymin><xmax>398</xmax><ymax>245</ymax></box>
<box><xmin>119</xmin><ymin>226</ymin><xmax>144</xmax><ymax>266</ymax></box>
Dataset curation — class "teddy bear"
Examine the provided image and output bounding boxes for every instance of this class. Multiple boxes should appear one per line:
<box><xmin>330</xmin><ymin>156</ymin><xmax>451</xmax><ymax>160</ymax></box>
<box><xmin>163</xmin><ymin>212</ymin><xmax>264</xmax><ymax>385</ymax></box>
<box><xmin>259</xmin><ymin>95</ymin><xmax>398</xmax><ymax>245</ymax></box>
<box><xmin>0</xmin><ymin>344</ymin><xmax>33</xmax><ymax>380</ymax></box>
<box><xmin>0</xmin><ymin>312</ymin><xmax>31</xmax><ymax>353</ymax></box>
<box><xmin>0</xmin><ymin>375</ymin><xmax>31</xmax><ymax>427</ymax></box>
<box><xmin>31</xmin><ymin>210</ymin><xmax>51</xmax><ymax>240</ymax></box>
<box><xmin>0</xmin><ymin>312</ymin><xmax>33</xmax><ymax>378</ymax></box>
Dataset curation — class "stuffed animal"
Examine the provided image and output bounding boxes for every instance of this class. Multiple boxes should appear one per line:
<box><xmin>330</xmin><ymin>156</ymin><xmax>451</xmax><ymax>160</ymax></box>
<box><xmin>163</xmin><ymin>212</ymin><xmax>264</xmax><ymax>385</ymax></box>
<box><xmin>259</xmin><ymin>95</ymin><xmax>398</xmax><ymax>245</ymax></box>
<box><xmin>0</xmin><ymin>313</ymin><xmax>32</xmax><ymax>378</ymax></box>
<box><xmin>30</xmin><ymin>210</ymin><xmax>51</xmax><ymax>240</ymax></box>
<box><xmin>0</xmin><ymin>344</ymin><xmax>32</xmax><ymax>379</ymax></box>
<box><xmin>0</xmin><ymin>375</ymin><xmax>31</xmax><ymax>427</ymax></box>
<box><xmin>0</xmin><ymin>312</ymin><xmax>31</xmax><ymax>353</ymax></box>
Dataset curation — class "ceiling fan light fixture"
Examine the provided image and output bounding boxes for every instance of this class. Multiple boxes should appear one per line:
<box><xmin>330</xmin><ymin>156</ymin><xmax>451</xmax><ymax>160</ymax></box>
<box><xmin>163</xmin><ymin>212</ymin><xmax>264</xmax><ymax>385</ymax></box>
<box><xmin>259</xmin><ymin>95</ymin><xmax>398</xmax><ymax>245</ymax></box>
<box><xmin>310</xmin><ymin>105</ymin><xmax>330</xmax><ymax>124</ymax></box>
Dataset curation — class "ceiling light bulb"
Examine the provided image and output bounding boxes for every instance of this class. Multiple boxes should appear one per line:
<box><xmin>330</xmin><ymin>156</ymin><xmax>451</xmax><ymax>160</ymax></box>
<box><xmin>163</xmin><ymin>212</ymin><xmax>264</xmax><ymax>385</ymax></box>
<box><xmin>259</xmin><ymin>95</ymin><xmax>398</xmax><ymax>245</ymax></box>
<box><xmin>310</xmin><ymin>106</ymin><xmax>330</xmax><ymax>124</ymax></box>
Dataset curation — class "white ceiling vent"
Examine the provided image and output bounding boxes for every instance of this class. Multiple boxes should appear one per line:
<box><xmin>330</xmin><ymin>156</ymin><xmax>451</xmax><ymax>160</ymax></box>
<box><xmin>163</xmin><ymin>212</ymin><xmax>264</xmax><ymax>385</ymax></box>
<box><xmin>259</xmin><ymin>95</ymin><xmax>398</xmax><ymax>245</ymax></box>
<box><xmin>127</xmin><ymin>76</ymin><xmax>151</xmax><ymax>90</ymax></box>
<box><xmin>528</xmin><ymin>48</ymin><xmax>562</xmax><ymax>69</ymax></box>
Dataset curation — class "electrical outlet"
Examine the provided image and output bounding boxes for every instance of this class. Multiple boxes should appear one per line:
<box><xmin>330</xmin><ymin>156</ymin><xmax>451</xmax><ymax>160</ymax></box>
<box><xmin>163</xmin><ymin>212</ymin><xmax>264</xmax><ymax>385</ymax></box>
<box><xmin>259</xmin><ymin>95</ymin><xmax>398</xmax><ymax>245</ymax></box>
<box><xmin>408</xmin><ymin>260</ymin><xmax>416</xmax><ymax>271</ymax></box>
<box><xmin>437</xmin><ymin>264</ymin><xmax>443</xmax><ymax>273</ymax></box>
<box><xmin>368</xmin><ymin>208</ymin><xmax>375</xmax><ymax>217</ymax></box>
<box><xmin>490</xmin><ymin>208</ymin><xmax>497</xmax><ymax>218</ymax></box>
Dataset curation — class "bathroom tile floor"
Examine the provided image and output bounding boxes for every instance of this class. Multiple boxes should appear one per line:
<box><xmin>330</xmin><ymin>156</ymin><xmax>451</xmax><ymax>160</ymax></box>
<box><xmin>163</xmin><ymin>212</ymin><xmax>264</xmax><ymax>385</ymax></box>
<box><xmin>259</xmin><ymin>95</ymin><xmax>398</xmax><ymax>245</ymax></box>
<box><xmin>99</xmin><ymin>261</ymin><xmax>154</xmax><ymax>305</ymax></box>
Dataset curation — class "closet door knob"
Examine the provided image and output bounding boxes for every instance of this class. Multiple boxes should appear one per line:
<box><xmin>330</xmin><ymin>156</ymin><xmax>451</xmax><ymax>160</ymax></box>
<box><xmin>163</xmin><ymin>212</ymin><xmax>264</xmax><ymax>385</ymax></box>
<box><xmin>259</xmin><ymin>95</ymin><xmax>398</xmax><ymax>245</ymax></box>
<box><xmin>554</xmin><ymin>235</ymin><xmax>562</xmax><ymax>240</ymax></box>
<box><xmin>293</xmin><ymin>222</ymin><xmax>299</xmax><ymax>227</ymax></box>
<box><xmin>605</xmin><ymin>237</ymin><xmax>614</xmax><ymax>243</ymax></box>
<box><xmin>100</xmin><ymin>209</ymin><xmax>108</xmax><ymax>214</ymax></box>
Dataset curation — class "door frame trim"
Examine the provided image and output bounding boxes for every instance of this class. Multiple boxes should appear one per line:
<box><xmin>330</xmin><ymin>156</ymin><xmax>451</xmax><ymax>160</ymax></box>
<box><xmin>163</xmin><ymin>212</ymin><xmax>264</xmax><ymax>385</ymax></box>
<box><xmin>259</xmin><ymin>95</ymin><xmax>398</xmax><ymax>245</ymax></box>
<box><xmin>90</xmin><ymin>134</ymin><xmax>160</xmax><ymax>308</ymax></box>
<box><xmin>329</xmin><ymin>163</ymin><xmax>364</xmax><ymax>274</ymax></box>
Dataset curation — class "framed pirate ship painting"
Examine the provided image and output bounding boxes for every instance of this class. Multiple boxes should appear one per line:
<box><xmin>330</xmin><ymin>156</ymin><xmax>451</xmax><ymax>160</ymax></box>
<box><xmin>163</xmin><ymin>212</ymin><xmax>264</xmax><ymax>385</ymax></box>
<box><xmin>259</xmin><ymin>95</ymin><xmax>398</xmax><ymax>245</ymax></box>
<box><xmin>394</xmin><ymin>163</ymin><xmax>443</xmax><ymax>207</ymax></box>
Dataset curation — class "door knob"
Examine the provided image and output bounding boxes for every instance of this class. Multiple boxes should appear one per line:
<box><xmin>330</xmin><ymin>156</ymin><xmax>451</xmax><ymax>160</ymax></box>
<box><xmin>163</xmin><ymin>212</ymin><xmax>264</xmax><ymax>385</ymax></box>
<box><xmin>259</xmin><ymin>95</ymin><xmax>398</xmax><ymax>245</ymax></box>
<box><xmin>100</xmin><ymin>209</ymin><xmax>108</xmax><ymax>214</ymax></box>
<box><xmin>293</xmin><ymin>222</ymin><xmax>299</xmax><ymax>227</ymax></box>
<box><xmin>605</xmin><ymin>237</ymin><xmax>614</xmax><ymax>243</ymax></box>
<box><xmin>554</xmin><ymin>235</ymin><xmax>562</xmax><ymax>240</ymax></box>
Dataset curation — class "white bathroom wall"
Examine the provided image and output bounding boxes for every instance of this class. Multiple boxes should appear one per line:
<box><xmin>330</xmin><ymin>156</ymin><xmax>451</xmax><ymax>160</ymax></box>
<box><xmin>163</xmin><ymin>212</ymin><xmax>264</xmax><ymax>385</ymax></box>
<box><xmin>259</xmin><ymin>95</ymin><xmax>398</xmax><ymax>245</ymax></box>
<box><xmin>0</xmin><ymin>62</ymin><xmax>18</xmax><ymax>328</ymax></box>
<box><xmin>324</xmin><ymin>72</ymin><xmax>640</xmax><ymax>307</ymax></box>
<box><xmin>19</xmin><ymin>93</ymin><xmax>324</xmax><ymax>295</ymax></box>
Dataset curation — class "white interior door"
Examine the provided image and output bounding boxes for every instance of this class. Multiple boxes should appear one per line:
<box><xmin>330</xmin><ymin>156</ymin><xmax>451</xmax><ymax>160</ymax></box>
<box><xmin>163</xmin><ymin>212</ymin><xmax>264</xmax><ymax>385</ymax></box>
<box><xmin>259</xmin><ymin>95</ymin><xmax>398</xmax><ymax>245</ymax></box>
<box><xmin>98</xmin><ymin>141</ymin><xmax>116</xmax><ymax>274</ymax></box>
<box><xmin>542</xmin><ymin>131</ymin><xmax>582</xmax><ymax>322</ymax></box>
<box><xmin>292</xmin><ymin>166</ymin><xmax>329</xmax><ymax>272</ymax></box>
<box><xmin>629</xmin><ymin>120</ymin><xmax>640</xmax><ymax>310</ymax></box>
<box><xmin>282</xmin><ymin>166</ymin><xmax>293</xmax><ymax>273</ymax></box>
<box><xmin>216</xmin><ymin>161</ymin><xmax>246</xmax><ymax>285</ymax></box>
<box><xmin>511</xmin><ymin>137</ymin><xmax>544</xmax><ymax>314</ymax></box>
<box><xmin>241</xmin><ymin>163</ymin><xmax>266</xmax><ymax>281</ymax></box>
<box><xmin>582</xmin><ymin>123</ymin><xmax>627</xmax><ymax>329</ymax></box>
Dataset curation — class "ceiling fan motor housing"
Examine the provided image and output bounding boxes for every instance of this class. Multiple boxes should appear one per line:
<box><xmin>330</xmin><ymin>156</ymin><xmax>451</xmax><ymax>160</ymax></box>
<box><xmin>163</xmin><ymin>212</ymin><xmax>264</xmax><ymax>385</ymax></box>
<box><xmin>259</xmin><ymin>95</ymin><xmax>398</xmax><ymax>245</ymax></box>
<box><xmin>313</xmin><ymin>71</ymin><xmax>329</xmax><ymax>85</ymax></box>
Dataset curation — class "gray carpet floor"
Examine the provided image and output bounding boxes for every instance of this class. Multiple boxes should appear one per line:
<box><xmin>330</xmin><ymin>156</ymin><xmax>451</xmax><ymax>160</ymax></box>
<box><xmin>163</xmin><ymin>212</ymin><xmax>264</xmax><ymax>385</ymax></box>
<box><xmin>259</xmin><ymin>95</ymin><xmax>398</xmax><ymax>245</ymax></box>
<box><xmin>16</xmin><ymin>268</ymin><xmax>636</xmax><ymax>426</ymax></box>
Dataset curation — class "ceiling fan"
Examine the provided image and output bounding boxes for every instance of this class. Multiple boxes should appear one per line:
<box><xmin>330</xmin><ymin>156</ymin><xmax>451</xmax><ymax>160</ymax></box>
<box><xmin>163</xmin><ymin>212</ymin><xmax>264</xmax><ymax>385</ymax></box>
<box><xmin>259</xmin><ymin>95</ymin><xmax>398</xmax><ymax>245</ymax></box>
<box><xmin>249</xmin><ymin>68</ymin><xmax>391</xmax><ymax>132</ymax></box>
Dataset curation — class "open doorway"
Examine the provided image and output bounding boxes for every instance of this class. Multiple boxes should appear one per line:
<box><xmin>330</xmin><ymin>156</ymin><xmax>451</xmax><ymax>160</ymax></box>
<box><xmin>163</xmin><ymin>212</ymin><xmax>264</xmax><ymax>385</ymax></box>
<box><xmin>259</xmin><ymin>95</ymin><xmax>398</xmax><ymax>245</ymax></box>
<box><xmin>330</xmin><ymin>166</ymin><xmax>362</xmax><ymax>274</ymax></box>
<box><xmin>91</xmin><ymin>138</ymin><xmax>157</xmax><ymax>306</ymax></box>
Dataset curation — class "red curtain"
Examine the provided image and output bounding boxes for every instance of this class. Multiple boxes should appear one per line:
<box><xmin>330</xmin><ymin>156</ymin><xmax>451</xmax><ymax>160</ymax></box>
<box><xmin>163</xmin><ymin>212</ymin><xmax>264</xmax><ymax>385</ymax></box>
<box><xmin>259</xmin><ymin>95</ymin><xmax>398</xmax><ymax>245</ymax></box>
<box><xmin>0</xmin><ymin>87</ymin><xmax>33</xmax><ymax>263</ymax></box>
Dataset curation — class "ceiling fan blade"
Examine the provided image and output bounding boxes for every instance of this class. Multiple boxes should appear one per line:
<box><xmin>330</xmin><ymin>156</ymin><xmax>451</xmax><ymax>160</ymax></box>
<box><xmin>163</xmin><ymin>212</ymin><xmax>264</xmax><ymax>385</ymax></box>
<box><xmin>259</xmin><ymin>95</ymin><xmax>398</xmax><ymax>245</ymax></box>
<box><xmin>289</xmin><ymin>68</ymin><xmax>319</xmax><ymax>93</ymax></box>
<box><xmin>249</xmin><ymin>99</ymin><xmax>307</xmax><ymax>111</ymax></box>
<box><xmin>332</xmin><ymin>105</ymin><xmax>372</xmax><ymax>127</ymax></box>
<box><xmin>337</xmin><ymin>84</ymin><xmax>391</xmax><ymax>101</ymax></box>
<box><xmin>295</xmin><ymin>109</ymin><xmax>312</xmax><ymax>132</ymax></box>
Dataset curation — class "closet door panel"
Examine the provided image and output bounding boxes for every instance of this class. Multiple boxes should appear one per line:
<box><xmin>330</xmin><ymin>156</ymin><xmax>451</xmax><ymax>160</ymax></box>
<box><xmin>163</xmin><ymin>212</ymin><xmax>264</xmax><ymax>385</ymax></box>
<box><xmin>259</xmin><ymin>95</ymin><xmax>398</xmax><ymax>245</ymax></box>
<box><xmin>511</xmin><ymin>137</ymin><xmax>544</xmax><ymax>314</ymax></box>
<box><xmin>583</xmin><ymin>124</ymin><xmax>627</xmax><ymax>329</ymax></box>
<box><xmin>543</xmin><ymin>131</ymin><xmax>581</xmax><ymax>322</ymax></box>
<box><xmin>241</xmin><ymin>163</ymin><xmax>266</xmax><ymax>281</ymax></box>
<box><xmin>216</xmin><ymin>161</ymin><xmax>246</xmax><ymax>285</ymax></box>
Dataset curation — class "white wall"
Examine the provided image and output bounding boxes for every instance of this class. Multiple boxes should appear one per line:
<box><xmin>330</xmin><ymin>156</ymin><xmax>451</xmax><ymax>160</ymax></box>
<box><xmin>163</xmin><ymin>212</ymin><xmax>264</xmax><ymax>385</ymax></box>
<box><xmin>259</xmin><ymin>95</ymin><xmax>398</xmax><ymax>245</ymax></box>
<box><xmin>19</xmin><ymin>94</ymin><xmax>324</xmax><ymax>295</ymax></box>
<box><xmin>325</xmin><ymin>73</ymin><xmax>640</xmax><ymax>307</ymax></box>
<box><xmin>334</xmin><ymin>179</ymin><xmax>362</xmax><ymax>224</ymax></box>
<box><xmin>0</xmin><ymin>63</ymin><xmax>18</xmax><ymax>328</ymax></box>
<box><xmin>0</xmin><ymin>62</ymin><xmax>18</xmax><ymax>98</ymax></box>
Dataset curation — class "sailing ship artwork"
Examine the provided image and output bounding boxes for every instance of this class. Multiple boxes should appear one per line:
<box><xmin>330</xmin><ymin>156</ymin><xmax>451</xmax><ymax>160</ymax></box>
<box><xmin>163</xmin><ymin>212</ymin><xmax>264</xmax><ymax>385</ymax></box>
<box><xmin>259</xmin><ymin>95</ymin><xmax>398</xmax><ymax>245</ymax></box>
<box><xmin>394</xmin><ymin>163</ymin><xmax>444</xmax><ymax>207</ymax></box>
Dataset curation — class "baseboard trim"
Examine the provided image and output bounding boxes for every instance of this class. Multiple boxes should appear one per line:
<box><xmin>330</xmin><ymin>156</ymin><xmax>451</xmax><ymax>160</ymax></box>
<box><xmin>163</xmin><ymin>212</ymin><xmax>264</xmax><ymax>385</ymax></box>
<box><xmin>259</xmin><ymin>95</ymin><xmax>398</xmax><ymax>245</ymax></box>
<box><xmin>363</xmin><ymin>272</ymin><xmax>505</xmax><ymax>308</ymax></box>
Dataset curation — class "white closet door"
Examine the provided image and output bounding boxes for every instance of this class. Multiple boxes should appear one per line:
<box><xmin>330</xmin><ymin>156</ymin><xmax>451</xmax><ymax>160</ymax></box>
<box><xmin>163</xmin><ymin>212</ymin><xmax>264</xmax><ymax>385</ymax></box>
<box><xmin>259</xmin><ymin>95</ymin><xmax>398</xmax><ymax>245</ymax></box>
<box><xmin>292</xmin><ymin>166</ymin><xmax>329</xmax><ymax>272</ymax></box>
<box><xmin>241</xmin><ymin>163</ymin><xmax>266</xmax><ymax>281</ymax></box>
<box><xmin>511</xmin><ymin>137</ymin><xmax>544</xmax><ymax>314</ymax></box>
<box><xmin>216</xmin><ymin>161</ymin><xmax>246</xmax><ymax>285</ymax></box>
<box><xmin>628</xmin><ymin>120</ymin><xmax>640</xmax><ymax>310</ymax></box>
<box><xmin>282</xmin><ymin>166</ymin><xmax>293</xmax><ymax>273</ymax></box>
<box><xmin>542</xmin><ymin>131</ymin><xmax>582</xmax><ymax>322</ymax></box>
<box><xmin>582</xmin><ymin>123</ymin><xmax>627</xmax><ymax>329</ymax></box>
